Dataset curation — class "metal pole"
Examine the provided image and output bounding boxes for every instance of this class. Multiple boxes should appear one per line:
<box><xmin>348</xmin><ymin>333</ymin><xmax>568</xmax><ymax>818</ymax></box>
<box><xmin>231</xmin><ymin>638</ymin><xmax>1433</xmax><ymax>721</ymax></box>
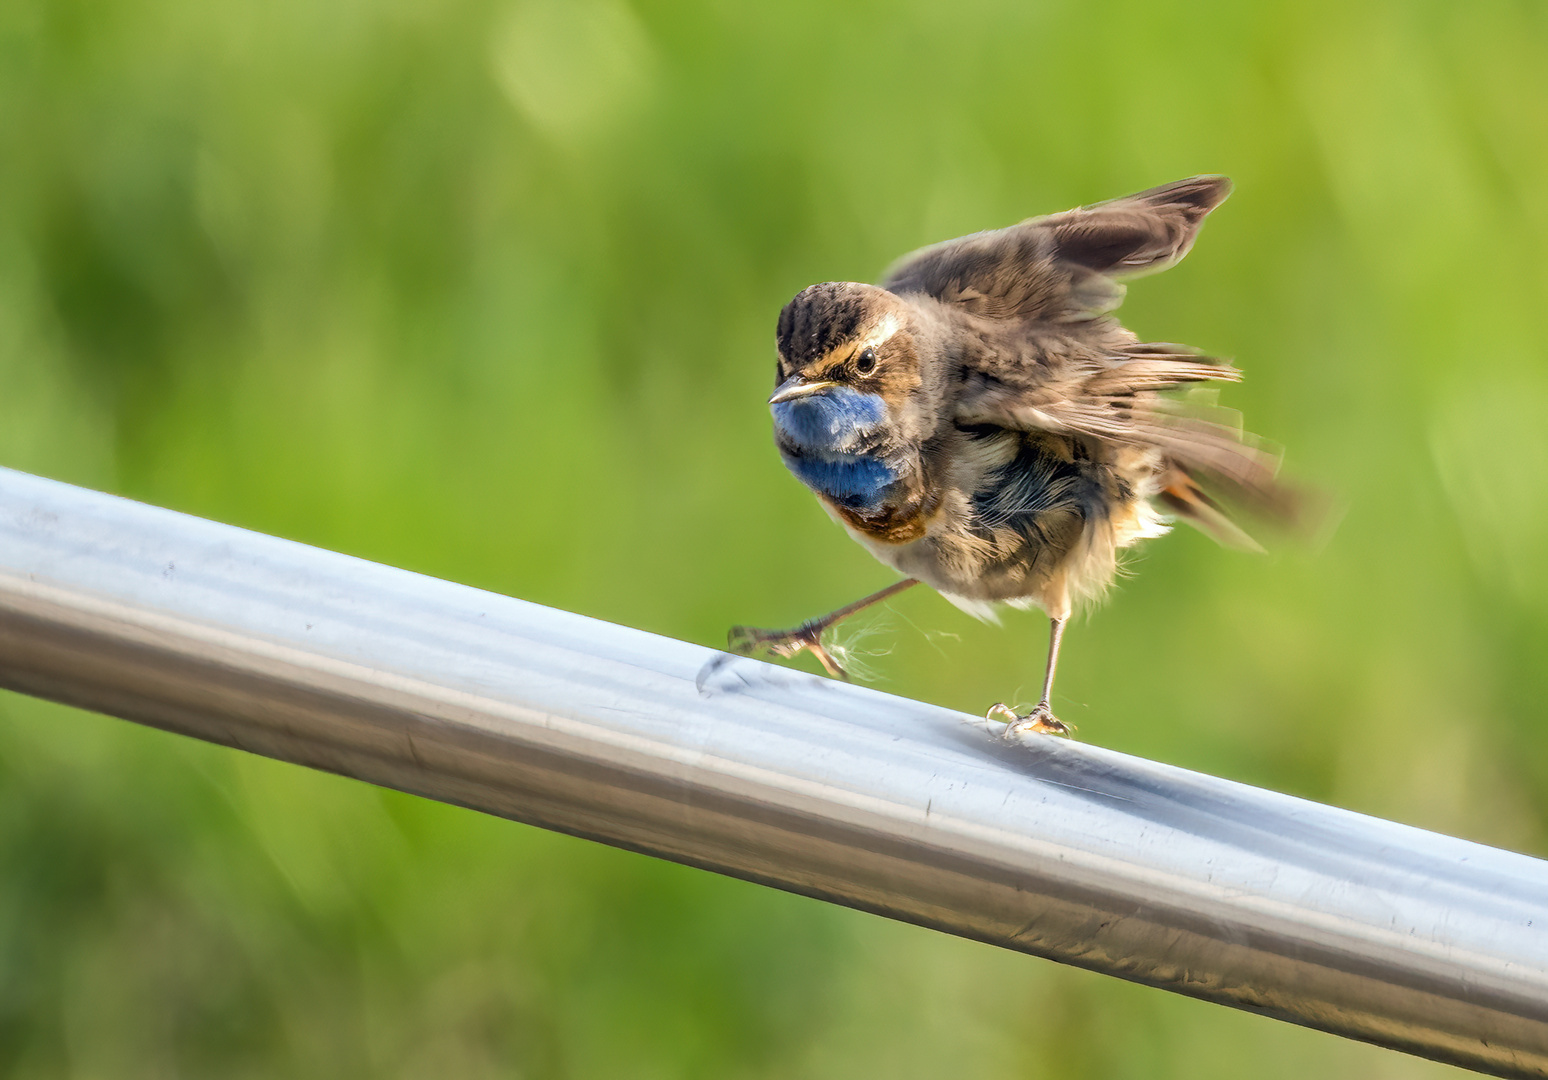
<box><xmin>0</xmin><ymin>467</ymin><xmax>1541</xmax><ymax>1078</ymax></box>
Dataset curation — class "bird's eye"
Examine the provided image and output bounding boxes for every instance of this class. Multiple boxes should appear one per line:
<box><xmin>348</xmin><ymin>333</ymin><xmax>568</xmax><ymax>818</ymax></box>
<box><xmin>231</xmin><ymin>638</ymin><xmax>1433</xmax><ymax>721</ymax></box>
<box><xmin>855</xmin><ymin>348</ymin><xmax>878</xmax><ymax>375</ymax></box>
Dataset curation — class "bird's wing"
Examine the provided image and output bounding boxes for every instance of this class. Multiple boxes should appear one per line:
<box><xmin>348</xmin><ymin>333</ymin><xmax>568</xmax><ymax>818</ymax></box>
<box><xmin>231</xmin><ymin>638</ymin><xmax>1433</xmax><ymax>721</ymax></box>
<box><xmin>883</xmin><ymin>175</ymin><xmax>1232</xmax><ymax>322</ymax></box>
<box><xmin>955</xmin><ymin>342</ymin><xmax>1301</xmax><ymax>548</ymax></box>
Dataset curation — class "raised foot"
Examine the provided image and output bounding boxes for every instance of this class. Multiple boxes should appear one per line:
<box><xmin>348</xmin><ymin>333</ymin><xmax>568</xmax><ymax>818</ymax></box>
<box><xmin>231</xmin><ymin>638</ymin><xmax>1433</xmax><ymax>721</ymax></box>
<box><xmin>727</xmin><ymin>623</ymin><xmax>848</xmax><ymax>680</ymax></box>
<box><xmin>986</xmin><ymin>702</ymin><xmax>1075</xmax><ymax>740</ymax></box>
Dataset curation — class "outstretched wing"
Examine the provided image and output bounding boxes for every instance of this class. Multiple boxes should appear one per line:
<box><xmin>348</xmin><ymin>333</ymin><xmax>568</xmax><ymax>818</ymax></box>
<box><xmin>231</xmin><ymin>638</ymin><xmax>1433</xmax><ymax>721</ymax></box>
<box><xmin>884</xmin><ymin>175</ymin><xmax>1233</xmax><ymax>322</ymax></box>
<box><xmin>957</xmin><ymin>341</ymin><xmax>1301</xmax><ymax>547</ymax></box>
<box><xmin>903</xmin><ymin>176</ymin><xmax>1302</xmax><ymax>543</ymax></box>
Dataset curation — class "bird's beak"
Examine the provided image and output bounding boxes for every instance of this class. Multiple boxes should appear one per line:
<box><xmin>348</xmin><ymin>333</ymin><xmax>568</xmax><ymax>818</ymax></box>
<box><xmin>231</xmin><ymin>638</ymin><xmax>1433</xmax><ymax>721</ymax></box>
<box><xmin>769</xmin><ymin>377</ymin><xmax>839</xmax><ymax>405</ymax></box>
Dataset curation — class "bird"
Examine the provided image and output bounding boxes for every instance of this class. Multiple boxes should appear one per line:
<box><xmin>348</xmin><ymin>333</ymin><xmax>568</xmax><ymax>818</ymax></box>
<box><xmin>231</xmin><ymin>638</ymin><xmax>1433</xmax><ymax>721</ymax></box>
<box><xmin>726</xmin><ymin>175</ymin><xmax>1298</xmax><ymax>738</ymax></box>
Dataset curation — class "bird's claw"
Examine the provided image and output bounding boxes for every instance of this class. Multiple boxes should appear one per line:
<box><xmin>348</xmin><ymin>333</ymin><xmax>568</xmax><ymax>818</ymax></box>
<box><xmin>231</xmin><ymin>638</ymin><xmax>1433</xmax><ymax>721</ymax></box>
<box><xmin>986</xmin><ymin>702</ymin><xmax>1074</xmax><ymax>739</ymax></box>
<box><xmin>727</xmin><ymin>623</ymin><xmax>849</xmax><ymax>679</ymax></box>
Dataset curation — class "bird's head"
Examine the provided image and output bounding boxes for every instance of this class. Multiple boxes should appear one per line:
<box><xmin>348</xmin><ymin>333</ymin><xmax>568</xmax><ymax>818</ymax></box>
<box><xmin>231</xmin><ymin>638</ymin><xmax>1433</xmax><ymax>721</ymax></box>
<box><xmin>769</xmin><ymin>283</ymin><xmax>930</xmax><ymax>512</ymax></box>
<box><xmin>771</xmin><ymin>282</ymin><xmax>927</xmax><ymax>441</ymax></box>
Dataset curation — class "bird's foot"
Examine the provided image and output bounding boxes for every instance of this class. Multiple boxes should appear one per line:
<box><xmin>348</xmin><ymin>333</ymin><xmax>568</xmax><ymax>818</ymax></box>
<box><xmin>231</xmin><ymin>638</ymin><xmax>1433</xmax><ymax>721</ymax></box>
<box><xmin>986</xmin><ymin>701</ymin><xmax>1074</xmax><ymax>740</ymax></box>
<box><xmin>727</xmin><ymin>622</ymin><xmax>848</xmax><ymax>680</ymax></box>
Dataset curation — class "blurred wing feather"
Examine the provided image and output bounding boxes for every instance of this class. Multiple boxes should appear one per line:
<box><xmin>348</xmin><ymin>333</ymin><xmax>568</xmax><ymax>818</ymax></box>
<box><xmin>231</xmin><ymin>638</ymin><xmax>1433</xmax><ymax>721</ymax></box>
<box><xmin>956</xmin><ymin>343</ymin><xmax>1303</xmax><ymax>539</ymax></box>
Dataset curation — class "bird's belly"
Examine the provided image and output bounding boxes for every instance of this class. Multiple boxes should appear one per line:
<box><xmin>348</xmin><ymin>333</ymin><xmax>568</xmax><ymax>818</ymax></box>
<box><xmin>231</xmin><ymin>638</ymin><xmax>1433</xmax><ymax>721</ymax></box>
<box><xmin>864</xmin><ymin>511</ymin><xmax>1079</xmax><ymax>614</ymax></box>
<box><xmin>838</xmin><ymin>436</ymin><xmax>1170</xmax><ymax>619</ymax></box>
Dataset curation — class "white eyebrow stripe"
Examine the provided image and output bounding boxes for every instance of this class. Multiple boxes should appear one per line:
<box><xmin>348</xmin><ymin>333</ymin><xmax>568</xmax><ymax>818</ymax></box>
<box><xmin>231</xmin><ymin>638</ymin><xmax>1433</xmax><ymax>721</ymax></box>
<box><xmin>859</xmin><ymin>313</ymin><xmax>901</xmax><ymax>350</ymax></box>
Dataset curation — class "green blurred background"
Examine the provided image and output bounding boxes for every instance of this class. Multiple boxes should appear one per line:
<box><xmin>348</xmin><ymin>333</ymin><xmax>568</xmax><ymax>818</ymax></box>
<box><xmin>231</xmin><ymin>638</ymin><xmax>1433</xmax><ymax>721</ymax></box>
<box><xmin>0</xmin><ymin>0</ymin><xmax>1544</xmax><ymax>1075</ymax></box>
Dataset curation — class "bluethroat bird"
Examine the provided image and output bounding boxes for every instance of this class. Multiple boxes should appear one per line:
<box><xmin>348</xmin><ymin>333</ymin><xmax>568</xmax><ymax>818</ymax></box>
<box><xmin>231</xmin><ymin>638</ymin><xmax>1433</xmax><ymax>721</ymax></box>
<box><xmin>728</xmin><ymin>175</ymin><xmax>1297</xmax><ymax>738</ymax></box>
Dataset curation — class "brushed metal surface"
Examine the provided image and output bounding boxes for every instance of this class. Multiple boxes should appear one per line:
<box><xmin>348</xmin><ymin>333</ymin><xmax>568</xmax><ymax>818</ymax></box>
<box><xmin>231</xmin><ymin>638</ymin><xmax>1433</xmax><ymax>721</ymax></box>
<box><xmin>0</xmin><ymin>467</ymin><xmax>1542</xmax><ymax>1076</ymax></box>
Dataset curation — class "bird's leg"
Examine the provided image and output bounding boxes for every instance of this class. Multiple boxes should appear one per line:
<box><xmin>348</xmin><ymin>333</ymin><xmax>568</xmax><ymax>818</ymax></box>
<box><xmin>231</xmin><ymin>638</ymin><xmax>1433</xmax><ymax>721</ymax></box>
<box><xmin>989</xmin><ymin>616</ymin><xmax>1074</xmax><ymax>738</ymax></box>
<box><xmin>727</xmin><ymin>579</ymin><xmax>919</xmax><ymax>679</ymax></box>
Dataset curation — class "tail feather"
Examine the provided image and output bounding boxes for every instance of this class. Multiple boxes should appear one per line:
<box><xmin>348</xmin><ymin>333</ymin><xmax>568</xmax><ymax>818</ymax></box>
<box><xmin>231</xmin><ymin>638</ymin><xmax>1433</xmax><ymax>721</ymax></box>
<box><xmin>1158</xmin><ymin>467</ymin><xmax>1263</xmax><ymax>551</ymax></box>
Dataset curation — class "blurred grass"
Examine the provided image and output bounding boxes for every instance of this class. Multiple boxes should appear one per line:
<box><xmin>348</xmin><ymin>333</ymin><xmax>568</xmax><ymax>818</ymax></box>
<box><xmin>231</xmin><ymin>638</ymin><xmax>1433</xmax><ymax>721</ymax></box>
<box><xmin>0</xmin><ymin>0</ymin><xmax>1545</xmax><ymax>1075</ymax></box>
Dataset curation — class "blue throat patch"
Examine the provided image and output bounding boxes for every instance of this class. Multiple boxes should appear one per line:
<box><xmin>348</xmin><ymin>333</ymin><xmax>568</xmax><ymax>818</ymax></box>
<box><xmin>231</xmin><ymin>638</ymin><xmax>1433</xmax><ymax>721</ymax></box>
<box><xmin>771</xmin><ymin>386</ymin><xmax>899</xmax><ymax>512</ymax></box>
<box><xmin>771</xmin><ymin>385</ymin><xmax>885</xmax><ymax>451</ymax></box>
<box><xmin>780</xmin><ymin>451</ymin><xmax>899</xmax><ymax>511</ymax></box>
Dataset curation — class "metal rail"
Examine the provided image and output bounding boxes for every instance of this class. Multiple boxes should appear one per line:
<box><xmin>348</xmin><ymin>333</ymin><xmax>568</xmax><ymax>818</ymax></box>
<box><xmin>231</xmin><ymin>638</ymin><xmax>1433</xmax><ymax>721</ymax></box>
<box><xmin>0</xmin><ymin>467</ymin><xmax>1542</xmax><ymax>1077</ymax></box>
